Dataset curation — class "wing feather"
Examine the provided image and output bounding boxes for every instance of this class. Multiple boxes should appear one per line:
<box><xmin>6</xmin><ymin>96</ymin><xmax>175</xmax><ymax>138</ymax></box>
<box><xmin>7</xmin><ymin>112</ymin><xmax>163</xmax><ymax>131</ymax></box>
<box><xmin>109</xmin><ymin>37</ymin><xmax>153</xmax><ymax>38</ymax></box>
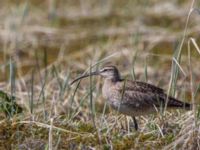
<box><xmin>116</xmin><ymin>80</ymin><xmax>164</xmax><ymax>93</ymax></box>
<box><xmin>114</xmin><ymin>80</ymin><xmax>190</xmax><ymax>109</ymax></box>
<box><xmin>122</xmin><ymin>90</ymin><xmax>164</xmax><ymax>108</ymax></box>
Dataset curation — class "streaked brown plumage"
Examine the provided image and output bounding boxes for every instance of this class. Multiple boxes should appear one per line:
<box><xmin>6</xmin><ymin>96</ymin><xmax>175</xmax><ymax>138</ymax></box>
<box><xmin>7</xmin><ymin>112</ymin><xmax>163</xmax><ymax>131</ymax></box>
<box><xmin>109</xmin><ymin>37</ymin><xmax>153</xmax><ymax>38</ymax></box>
<box><xmin>71</xmin><ymin>65</ymin><xmax>191</xmax><ymax>130</ymax></box>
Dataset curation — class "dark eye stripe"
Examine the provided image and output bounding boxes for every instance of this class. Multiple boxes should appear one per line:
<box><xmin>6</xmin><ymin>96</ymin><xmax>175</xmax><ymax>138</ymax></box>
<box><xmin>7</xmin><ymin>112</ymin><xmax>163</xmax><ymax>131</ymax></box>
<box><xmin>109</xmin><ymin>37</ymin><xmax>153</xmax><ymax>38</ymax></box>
<box><xmin>103</xmin><ymin>68</ymin><xmax>112</xmax><ymax>72</ymax></box>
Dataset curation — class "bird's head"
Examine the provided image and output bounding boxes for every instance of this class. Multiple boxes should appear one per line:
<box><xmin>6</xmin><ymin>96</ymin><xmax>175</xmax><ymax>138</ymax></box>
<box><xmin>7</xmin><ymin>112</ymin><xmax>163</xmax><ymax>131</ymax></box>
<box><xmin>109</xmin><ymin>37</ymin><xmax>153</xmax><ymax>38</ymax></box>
<box><xmin>99</xmin><ymin>66</ymin><xmax>120</xmax><ymax>80</ymax></box>
<box><xmin>70</xmin><ymin>65</ymin><xmax>121</xmax><ymax>85</ymax></box>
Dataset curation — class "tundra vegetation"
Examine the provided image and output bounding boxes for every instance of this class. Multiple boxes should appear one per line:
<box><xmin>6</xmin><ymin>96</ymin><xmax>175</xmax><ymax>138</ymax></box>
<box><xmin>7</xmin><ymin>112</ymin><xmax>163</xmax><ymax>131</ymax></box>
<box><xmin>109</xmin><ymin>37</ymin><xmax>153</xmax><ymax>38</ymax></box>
<box><xmin>0</xmin><ymin>0</ymin><xmax>200</xmax><ymax>149</ymax></box>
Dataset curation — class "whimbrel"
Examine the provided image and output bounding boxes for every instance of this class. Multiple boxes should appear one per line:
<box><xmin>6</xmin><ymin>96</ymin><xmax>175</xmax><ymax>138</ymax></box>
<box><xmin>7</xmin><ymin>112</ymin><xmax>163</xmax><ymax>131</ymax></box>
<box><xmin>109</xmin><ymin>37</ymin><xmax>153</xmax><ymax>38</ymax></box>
<box><xmin>70</xmin><ymin>66</ymin><xmax>191</xmax><ymax>130</ymax></box>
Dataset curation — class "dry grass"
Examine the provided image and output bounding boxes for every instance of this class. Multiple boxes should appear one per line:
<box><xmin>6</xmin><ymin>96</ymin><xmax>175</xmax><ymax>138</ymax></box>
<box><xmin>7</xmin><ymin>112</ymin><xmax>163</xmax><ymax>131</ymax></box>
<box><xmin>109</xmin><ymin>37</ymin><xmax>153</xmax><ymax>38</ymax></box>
<box><xmin>0</xmin><ymin>0</ymin><xmax>200</xmax><ymax>149</ymax></box>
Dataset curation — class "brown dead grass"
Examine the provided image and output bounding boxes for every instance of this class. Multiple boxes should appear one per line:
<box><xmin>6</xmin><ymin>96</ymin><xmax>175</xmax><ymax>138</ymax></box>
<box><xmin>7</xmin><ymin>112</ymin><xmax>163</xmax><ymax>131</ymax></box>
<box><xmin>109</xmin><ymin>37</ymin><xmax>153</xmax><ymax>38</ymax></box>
<box><xmin>0</xmin><ymin>0</ymin><xmax>200</xmax><ymax>149</ymax></box>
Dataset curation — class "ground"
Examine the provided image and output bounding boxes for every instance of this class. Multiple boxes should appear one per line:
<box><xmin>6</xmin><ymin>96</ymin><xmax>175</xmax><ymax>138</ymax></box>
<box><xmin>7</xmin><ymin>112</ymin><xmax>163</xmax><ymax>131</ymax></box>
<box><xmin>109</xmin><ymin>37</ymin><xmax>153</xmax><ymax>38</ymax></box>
<box><xmin>0</xmin><ymin>0</ymin><xmax>200</xmax><ymax>149</ymax></box>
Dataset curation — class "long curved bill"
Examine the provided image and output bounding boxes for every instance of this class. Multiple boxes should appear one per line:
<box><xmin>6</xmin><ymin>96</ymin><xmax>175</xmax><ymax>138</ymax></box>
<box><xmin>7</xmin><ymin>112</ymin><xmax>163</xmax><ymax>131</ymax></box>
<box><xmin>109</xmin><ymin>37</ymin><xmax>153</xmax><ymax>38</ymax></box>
<box><xmin>70</xmin><ymin>71</ymin><xmax>99</xmax><ymax>85</ymax></box>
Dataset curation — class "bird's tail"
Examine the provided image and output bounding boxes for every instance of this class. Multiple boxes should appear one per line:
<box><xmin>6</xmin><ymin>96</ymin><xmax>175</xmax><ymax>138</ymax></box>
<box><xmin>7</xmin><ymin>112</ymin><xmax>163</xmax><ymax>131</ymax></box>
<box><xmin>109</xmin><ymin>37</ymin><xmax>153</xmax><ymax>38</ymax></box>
<box><xmin>167</xmin><ymin>96</ymin><xmax>192</xmax><ymax>110</ymax></box>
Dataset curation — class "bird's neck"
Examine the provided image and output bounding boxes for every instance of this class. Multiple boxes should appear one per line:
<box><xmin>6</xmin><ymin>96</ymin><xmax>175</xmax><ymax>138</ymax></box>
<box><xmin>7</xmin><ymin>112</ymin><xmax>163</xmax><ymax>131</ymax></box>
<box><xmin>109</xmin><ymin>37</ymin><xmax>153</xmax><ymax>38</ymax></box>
<box><xmin>111</xmin><ymin>71</ymin><xmax>121</xmax><ymax>82</ymax></box>
<box><xmin>102</xmin><ymin>77</ymin><xmax>122</xmax><ymax>99</ymax></box>
<box><xmin>111</xmin><ymin>77</ymin><xmax>121</xmax><ymax>82</ymax></box>
<box><xmin>106</xmin><ymin>76</ymin><xmax>122</xmax><ymax>83</ymax></box>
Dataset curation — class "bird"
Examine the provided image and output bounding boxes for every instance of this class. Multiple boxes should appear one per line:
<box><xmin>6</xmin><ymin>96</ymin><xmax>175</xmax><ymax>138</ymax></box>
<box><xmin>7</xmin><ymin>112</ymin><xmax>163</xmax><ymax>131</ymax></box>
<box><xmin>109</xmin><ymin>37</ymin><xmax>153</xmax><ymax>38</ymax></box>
<box><xmin>70</xmin><ymin>65</ymin><xmax>191</xmax><ymax>130</ymax></box>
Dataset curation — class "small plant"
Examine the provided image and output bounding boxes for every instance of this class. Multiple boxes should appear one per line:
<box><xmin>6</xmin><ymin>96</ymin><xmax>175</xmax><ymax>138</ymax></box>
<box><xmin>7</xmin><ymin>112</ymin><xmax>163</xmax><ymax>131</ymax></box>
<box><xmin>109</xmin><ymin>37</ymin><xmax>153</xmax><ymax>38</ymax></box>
<box><xmin>0</xmin><ymin>90</ymin><xmax>22</xmax><ymax>117</ymax></box>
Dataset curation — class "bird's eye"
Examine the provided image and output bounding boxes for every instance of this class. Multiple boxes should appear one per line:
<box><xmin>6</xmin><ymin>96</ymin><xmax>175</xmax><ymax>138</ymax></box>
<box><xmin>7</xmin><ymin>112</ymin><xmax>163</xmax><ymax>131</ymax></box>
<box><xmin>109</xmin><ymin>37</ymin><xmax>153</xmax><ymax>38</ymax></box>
<box><xmin>101</xmin><ymin>68</ymin><xmax>113</xmax><ymax>72</ymax></box>
<box><xmin>102</xmin><ymin>69</ymin><xmax>108</xmax><ymax>72</ymax></box>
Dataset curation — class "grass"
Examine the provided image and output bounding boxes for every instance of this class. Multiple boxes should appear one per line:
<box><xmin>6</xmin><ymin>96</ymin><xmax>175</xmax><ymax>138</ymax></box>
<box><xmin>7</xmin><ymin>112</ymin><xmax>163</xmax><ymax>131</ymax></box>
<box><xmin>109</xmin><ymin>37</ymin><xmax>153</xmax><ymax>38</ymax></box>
<box><xmin>0</xmin><ymin>0</ymin><xmax>200</xmax><ymax>149</ymax></box>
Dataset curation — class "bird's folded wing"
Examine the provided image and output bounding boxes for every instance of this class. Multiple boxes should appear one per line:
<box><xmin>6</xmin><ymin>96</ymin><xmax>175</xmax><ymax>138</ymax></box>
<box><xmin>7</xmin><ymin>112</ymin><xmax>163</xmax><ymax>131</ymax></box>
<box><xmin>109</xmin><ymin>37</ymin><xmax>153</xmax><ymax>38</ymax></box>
<box><xmin>121</xmin><ymin>90</ymin><xmax>190</xmax><ymax>109</ymax></box>
<box><xmin>121</xmin><ymin>90</ymin><xmax>164</xmax><ymax>108</ymax></box>
<box><xmin>116</xmin><ymin>80</ymin><xmax>165</xmax><ymax>94</ymax></box>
